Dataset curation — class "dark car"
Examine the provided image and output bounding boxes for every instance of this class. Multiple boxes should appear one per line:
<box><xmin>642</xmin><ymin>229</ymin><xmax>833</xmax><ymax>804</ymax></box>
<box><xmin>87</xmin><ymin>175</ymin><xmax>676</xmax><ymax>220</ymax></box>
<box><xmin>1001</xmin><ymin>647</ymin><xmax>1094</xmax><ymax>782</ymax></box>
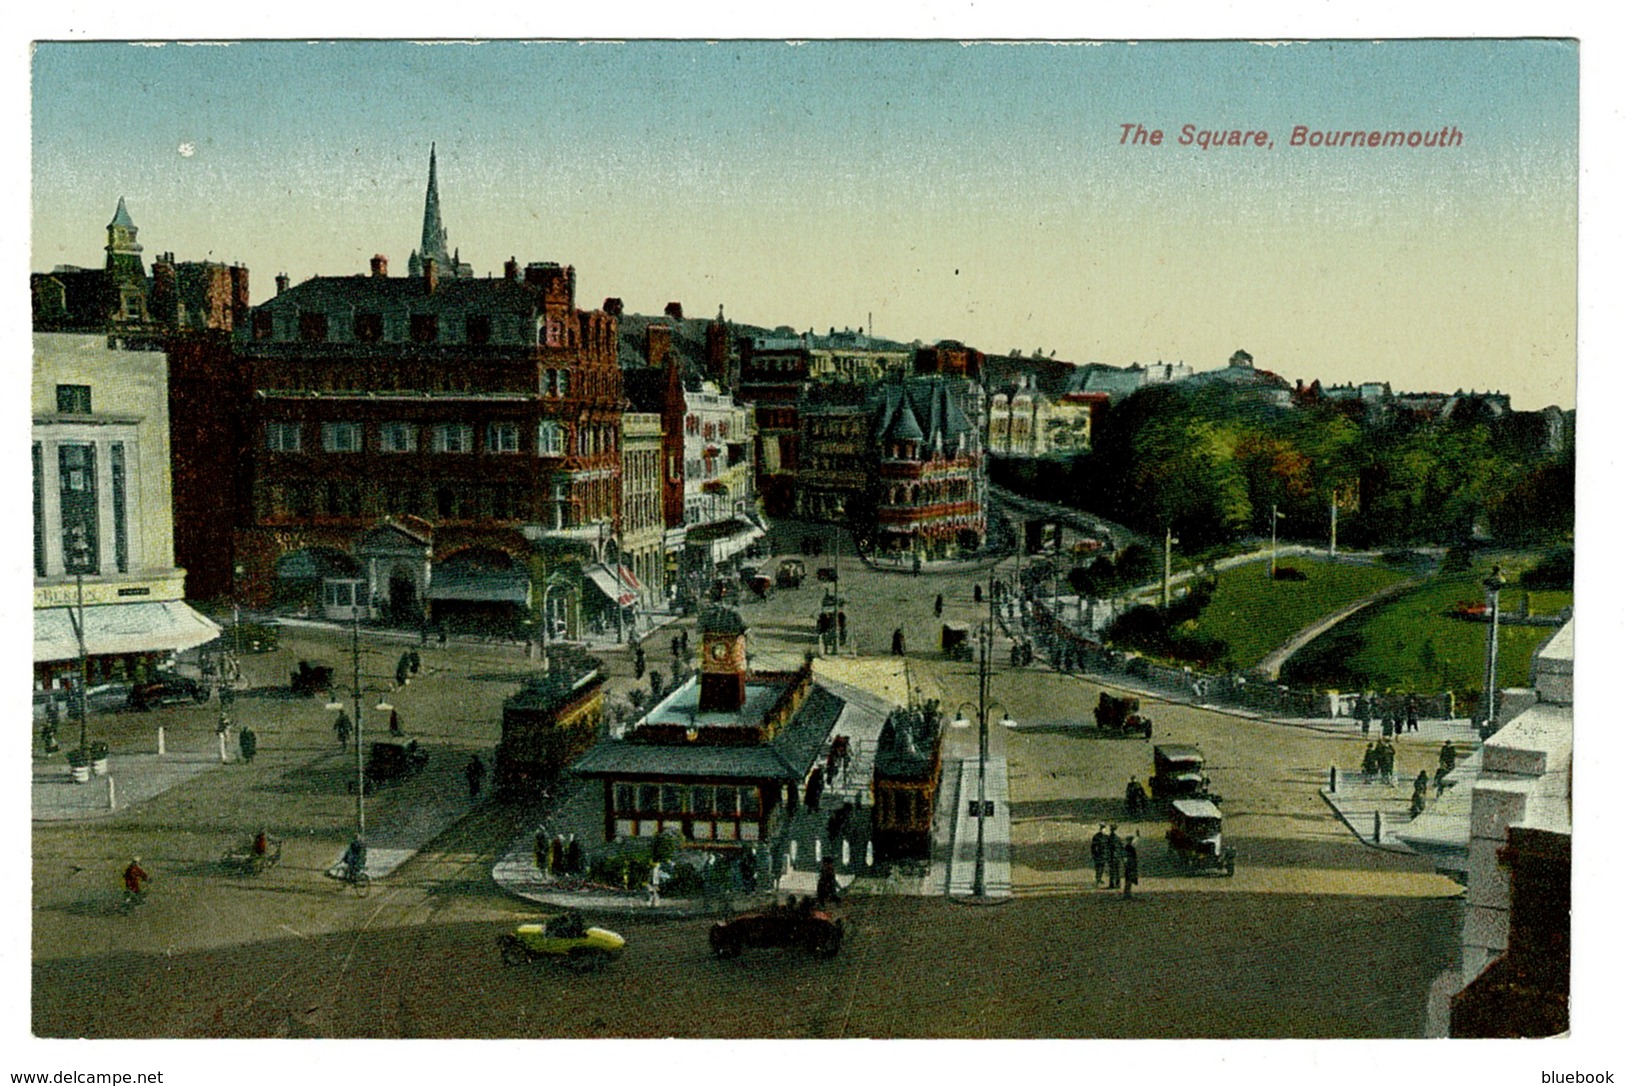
<box><xmin>127</xmin><ymin>674</ymin><xmax>209</xmax><ymax>711</ymax></box>
<box><xmin>710</xmin><ymin>900</ymin><xmax>844</xmax><ymax>960</ymax></box>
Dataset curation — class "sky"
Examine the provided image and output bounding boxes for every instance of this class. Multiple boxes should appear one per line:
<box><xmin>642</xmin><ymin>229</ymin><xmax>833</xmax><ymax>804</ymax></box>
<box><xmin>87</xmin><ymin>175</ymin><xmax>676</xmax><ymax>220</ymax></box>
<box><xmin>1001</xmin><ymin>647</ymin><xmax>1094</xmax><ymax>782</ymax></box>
<box><xmin>29</xmin><ymin>38</ymin><xmax>1578</xmax><ymax>409</ymax></box>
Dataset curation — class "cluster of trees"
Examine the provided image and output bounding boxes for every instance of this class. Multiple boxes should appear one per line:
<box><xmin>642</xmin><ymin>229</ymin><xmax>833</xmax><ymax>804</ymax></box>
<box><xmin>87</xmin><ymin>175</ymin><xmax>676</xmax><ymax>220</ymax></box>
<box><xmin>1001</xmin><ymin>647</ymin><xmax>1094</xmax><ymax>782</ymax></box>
<box><xmin>1052</xmin><ymin>380</ymin><xmax>1572</xmax><ymax>552</ymax></box>
<box><xmin>1103</xmin><ymin>575</ymin><xmax>1227</xmax><ymax>666</ymax></box>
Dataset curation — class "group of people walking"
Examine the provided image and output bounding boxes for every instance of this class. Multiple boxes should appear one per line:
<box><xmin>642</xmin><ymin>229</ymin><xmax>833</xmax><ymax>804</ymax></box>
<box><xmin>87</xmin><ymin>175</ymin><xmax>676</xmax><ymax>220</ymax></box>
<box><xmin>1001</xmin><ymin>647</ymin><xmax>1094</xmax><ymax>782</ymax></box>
<box><xmin>1089</xmin><ymin>823</ymin><xmax>1140</xmax><ymax>898</ymax></box>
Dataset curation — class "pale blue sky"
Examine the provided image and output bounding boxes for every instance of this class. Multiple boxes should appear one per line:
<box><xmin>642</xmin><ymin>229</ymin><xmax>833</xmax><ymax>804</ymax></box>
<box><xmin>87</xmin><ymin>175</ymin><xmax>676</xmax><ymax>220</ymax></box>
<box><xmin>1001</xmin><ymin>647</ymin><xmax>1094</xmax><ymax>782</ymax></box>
<box><xmin>31</xmin><ymin>39</ymin><xmax>1577</xmax><ymax>407</ymax></box>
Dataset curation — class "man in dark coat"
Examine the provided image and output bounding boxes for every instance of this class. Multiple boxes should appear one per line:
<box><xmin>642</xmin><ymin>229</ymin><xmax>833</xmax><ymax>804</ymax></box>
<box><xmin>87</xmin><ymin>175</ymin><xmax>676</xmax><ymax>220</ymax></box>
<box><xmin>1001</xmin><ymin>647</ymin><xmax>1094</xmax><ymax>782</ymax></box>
<box><xmin>466</xmin><ymin>753</ymin><xmax>486</xmax><ymax>800</ymax></box>
<box><xmin>891</xmin><ymin>627</ymin><xmax>906</xmax><ymax>656</ymax></box>
<box><xmin>238</xmin><ymin>726</ymin><xmax>258</xmax><ymax>763</ymax></box>
<box><xmin>934</xmin><ymin>594</ymin><xmax>944</xmax><ymax>617</ymax></box>
<box><xmin>1090</xmin><ymin>824</ymin><xmax>1108</xmax><ymax>885</ymax></box>
<box><xmin>1122</xmin><ymin>835</ymin><xmax>1139</xmax><ymax>898</ymax></box>
<box><xmin>805</xmin><ymin>767</ymin><xmax>825</xmax><ymax>813</ymax></box>
<box><xmin>816</xmin><ymin>856</ymin><xmax>840</xmax><ymax>905</ymax></box>
<box><xmin>1438</xmin><ymin>740</ymin><xmax>1458</xmax><ymax>776</ymax></box>
<box><xmin>334</xmin><ymin>712</ymin><xmax>352</xmax><ymax>751</ymax></box>
<box><xmin>1106</xmin><ymin>825</ymin><xmax>1122</xmax><ymax>889</ymax></box>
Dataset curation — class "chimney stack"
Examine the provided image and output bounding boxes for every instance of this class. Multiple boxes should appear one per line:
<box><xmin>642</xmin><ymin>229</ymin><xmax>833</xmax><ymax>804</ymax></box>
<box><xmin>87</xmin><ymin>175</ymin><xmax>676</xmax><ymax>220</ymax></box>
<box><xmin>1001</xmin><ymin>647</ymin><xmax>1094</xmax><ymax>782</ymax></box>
<box><xmin>664</xmin><ymin>301</ymin><xmax>684</xmax><ymax>321</ymax></box>
<box><xmin>370</xmin><ymin>254</ymin><xmax>389</xmax><ymax>278</ymax></box>
<box><xmin>423</xmin><ymin>256</ymin><xmax>438</xmax><ymax>294</ymax></box>
<box><xmin>504</xmin><ymin>257</ymin><xmax>519</xmax><ymax>281</ymax></box>
<box><xmin>602</xmin><ymin>297</ymin><xmax>624</xmax><ymax>317</ymax></box>
<box><xmin>275</xmin><ymin>273</ymin><xmax>289</xmax><ymax>296</ymax></box>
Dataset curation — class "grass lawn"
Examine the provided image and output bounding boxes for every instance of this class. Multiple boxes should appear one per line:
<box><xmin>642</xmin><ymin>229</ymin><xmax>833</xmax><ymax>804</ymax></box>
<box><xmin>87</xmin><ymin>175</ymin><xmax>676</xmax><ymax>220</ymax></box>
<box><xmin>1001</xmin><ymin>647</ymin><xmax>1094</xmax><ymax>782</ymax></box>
<box><xmin>1282</xmin><ymin>556</ymin><xmax>1572</xmax><ymax>699</ymax></box>
<box><xmin>1189</xmin><ymin>557</ymin><xmax>1413</xmax><ymax>671</ymax></box>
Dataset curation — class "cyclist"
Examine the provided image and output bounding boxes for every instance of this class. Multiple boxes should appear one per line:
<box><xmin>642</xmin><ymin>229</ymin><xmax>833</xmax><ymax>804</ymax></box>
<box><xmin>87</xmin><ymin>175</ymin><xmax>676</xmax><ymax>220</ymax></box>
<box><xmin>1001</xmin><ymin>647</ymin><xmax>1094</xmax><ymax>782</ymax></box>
<box><xmin>340</xmin><ymin>837</ymin><xmax>367</xmax><ymax>883</ymax></box>
<box><xmin>122</xmin><ymin>856</ymin><xmax>150</xmax><ymax>907</ymax></box>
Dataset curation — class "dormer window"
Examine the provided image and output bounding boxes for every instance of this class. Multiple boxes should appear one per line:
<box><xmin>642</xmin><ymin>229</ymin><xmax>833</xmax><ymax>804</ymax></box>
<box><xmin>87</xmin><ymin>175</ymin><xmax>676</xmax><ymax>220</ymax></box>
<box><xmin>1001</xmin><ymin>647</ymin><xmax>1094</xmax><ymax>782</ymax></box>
<box><xmin>410</xmin><ymin>314</ymin><xmax>439</xmax><ymax>344</ymax></box>
<box><xmin>354</xmin><ymin>312</ymin><xmax>383</xmax><ymax>342</ymax></box>
<box><xmin>299</xmin><ymin>312</ymin><xmax>329</xmax><ymax>343</ymax></box>
<box><xmin>465</xmin><ymin>315</ymin><xmax>492</xmax><ymax>345</ymax></box>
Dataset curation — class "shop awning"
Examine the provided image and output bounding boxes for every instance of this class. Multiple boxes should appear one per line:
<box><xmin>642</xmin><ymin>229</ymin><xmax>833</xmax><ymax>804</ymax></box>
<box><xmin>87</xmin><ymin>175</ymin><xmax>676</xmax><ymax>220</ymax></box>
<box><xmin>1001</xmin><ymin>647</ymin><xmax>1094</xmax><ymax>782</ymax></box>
<box><xmin>34</xmin><ymin>601</ymin><xmax>221</xmax><ymax>664</ymax></box>
<box><xmin>685</xmin><ymin>518</ymin><xmax>765</xmax><ymax>564</ymax></box>
<box><xmin>585</xmin><ymin>564</ymin><xmax>639</xmax><ymax>608</ymax></box>
<box><xmin>426</xmin><ymin>566</ymin><xmax>532</xmax><ymax>604</ymax></box>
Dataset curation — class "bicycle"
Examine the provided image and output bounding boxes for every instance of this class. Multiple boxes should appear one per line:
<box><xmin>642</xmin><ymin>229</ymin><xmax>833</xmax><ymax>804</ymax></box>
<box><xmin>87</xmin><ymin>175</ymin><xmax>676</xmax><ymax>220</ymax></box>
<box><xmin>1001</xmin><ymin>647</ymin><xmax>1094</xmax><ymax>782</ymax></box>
<box><xmin>339</xmin><ymin>863</ymin><xmax>371</xmax><ymax>898</ymax></box>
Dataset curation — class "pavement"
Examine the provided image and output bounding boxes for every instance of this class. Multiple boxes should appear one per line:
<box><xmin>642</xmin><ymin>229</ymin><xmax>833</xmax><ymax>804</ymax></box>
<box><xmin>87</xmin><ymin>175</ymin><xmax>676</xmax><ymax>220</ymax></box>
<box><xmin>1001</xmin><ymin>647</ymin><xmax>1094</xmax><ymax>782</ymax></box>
<box><xmin>34</xmin><ymin>534</ymin><xmax>1473</xmax><ymax>915</ymax></box>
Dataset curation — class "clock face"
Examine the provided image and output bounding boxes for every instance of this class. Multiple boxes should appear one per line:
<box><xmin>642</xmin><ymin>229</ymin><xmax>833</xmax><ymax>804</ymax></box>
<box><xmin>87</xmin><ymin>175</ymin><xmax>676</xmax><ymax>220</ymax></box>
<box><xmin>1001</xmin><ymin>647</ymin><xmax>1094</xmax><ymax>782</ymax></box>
<box><xmin>709</xmin><ymin>641</ymin><xmax>729</xmax><ymax>661</ymax></box>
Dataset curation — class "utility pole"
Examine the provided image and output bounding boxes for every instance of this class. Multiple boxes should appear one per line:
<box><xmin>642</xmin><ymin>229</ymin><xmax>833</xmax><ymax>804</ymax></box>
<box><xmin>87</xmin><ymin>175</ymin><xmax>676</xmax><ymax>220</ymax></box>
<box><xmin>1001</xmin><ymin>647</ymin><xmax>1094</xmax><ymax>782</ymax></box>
<box><xmin>1329</xmin><ymin>490</ymin><xmax>1338</xmax><ymax>556</ymax></box>
<box><xmin>1481</xmin><ymin>566</ymin><xmax>1508</xmax><ymax>730</ymax></box>
<box><xmin>351</xmin><ymin>593</ymin><xmax>365</xmax><ymax>837</ymax></box>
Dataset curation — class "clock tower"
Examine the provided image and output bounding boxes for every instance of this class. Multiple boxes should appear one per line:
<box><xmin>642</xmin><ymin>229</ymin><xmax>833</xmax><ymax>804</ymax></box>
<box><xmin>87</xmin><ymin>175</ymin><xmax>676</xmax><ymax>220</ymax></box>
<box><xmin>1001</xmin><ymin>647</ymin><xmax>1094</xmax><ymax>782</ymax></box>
<box><xmin>697</xmin><ymin>607</ymin><xmax>748</xmax><ymax>713</ymax></box>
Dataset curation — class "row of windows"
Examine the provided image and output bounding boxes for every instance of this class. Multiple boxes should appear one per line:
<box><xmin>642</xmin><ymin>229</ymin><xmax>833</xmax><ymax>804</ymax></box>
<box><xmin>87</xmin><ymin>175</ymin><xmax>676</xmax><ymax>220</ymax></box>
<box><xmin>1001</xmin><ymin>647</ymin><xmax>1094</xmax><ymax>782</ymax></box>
<box><xmin>612</xmin><ymin>782</ymin><xmax>763</xmax><ymax>818</ymax></box>
<box><xmin>267</xmin><ymin>480</ymin><xmax>532</xmax><ymax>521</ymax></box>
<box><xmin>266</xmin><ymin>420</ymin><xmax>603</xmax><ymax>457</ymax></box>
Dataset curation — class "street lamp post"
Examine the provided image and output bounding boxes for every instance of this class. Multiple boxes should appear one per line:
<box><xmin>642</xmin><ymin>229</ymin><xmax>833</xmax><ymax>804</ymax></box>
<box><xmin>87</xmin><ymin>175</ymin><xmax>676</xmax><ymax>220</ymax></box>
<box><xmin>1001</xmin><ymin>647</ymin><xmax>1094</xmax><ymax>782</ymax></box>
<box><xmin>66</xmin><ymin>525</ymin><xmax>92</xmax><ymax>763</ymax></box>
<box><xmin>1162</xmin><ymin>526</ymin><xmax>1179</xmax><ymax>610</ymax></box>
<box><xmin>1270</xmin><ymin>504</ymin><xmax>1285</xmax><ymax>578</ymax></box>
<box><xmin>1481</xmin><ymin>565</ymin><xmax>1508</xmax><ymax>731</ymax></box>
<box><xmin>952</xmin><ymin>569</ymin><xmax>1015</xmax><ymax>899</ymax></box>
<box><xmin>351</xmin><ymin>594</ymin><xmax>366</xmax><ymax>837</ymax></box>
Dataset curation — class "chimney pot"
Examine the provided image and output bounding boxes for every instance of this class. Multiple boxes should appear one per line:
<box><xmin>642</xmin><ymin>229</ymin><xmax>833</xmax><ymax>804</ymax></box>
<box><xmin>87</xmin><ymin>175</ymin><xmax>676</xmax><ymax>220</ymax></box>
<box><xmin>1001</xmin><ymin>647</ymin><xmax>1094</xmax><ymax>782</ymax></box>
<box><xmin>371</xmin><ymin>254</ymin><xmax>389</xmax><ymax>277</ymax></box>
<box><xmin>275</xmin><ymin>273</ymin><xmax>290</xmax><ymax>296</ymax></box>
<box><xmin>504</xmin><ymin>257</ymin><xmax>519</xmax><ymax>281</ymax></box>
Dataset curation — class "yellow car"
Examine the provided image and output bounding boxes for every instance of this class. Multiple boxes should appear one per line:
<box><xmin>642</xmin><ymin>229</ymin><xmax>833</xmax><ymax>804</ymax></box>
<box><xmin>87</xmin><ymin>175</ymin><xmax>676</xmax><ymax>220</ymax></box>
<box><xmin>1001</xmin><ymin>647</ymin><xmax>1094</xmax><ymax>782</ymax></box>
<box><xmin>497</xmin><ymin>912</ymin><xmax>625</xmax><ymax>973</ymax></box>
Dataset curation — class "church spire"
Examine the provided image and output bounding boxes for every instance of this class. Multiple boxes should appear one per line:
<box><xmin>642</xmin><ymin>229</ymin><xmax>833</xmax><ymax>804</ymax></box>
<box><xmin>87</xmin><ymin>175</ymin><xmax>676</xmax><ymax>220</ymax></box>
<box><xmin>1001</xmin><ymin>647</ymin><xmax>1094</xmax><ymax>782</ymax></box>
<box><xmin>410</xmin><ymin>143</ymin><xmax>468</xmax><ymax>279</ymax></box>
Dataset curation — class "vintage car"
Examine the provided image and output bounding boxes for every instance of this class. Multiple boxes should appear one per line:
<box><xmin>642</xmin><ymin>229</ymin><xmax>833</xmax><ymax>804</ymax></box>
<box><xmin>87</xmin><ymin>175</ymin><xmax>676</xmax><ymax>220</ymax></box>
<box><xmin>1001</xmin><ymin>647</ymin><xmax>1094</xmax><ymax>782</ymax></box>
<box><xmin>749</xmin><ymin>573</ymin><xmax>775</xmax><ymax>600</ymax></box>
<box><xmin>1149</xmin><ymin>744</ymin><xmax>1218</xmax><ymax>802</ymax></box>
<box><xmin>497</xmin><ymin>912</ymin><xmax>625</xmax><ymax>972</ymax></box>
<box><xmin>775</xmin><ymin>558</ymin><xmax>807</xmax><ymax>589</ymax></box>
<box><xmin>127</xmin><ymin>673</ymin><xmax>209</xmax><ymax>711</ymax></box>
<box><xmin>709</xmin><ymin>899</ymin><xmax>845</xmax><ymax>960</ymax></box>
<box><xmin>940</xmin><ymin>623</ymin><xmax>972</xmax><ymax>661</ymax></box>
<box><xmin>1165</xmin><ymin>798</ymin><xmax>1236</xmax><ymax>876</ymax></box>
<box><xmin>289</xmin><ymin>661</ymin><xmax>335</xmax><ymax>697</ymax></box>
<box><xmin>346</xmin><ymin>740</ymin><xmax>430</xmax><ymax>794</ymax></box>
<box><xmin>1094</xmin><ymin>691</ymin><xmax>1152</xmax><ymax>738</ymax></box>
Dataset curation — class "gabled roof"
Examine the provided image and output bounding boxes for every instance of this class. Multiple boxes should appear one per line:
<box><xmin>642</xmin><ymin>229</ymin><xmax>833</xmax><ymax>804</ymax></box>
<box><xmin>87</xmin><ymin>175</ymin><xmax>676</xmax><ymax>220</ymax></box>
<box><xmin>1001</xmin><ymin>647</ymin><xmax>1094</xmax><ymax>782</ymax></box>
<box><xmin>253</xmin><ymin>275</ymin><xmax>544</xmax><ymax>318</ymax></box>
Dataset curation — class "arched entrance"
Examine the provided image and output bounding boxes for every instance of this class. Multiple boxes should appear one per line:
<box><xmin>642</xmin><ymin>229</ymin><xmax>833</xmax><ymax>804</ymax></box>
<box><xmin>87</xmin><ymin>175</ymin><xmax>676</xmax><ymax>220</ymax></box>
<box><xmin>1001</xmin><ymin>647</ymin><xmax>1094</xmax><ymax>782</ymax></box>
<box><xmin>428</xmin><ymin>547</ymin><xmax>532</xmax><ymax>638</ymax></box>
<box><xmin>387</xmin><ymin>565</ymin><xmax>419</xmax><ymax>626</ymax></box>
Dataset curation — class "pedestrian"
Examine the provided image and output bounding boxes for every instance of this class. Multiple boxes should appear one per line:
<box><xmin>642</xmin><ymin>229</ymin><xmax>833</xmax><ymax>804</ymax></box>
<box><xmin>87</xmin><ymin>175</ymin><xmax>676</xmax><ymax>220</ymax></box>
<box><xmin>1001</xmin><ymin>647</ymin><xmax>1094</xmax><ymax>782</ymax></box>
<box><xmin>389</xmin><ymin>709</ymin><xmax>404</xmax><ymax>737</ymax></box>
<box><xmin>646</xmin><ymin>860</ymin><xmax>666</xmax><ymax>907</ymax></box>
<box><xmin>1414</xmin><ymin>769</ymin><xmax>1429</xmax><ymax>796</ymax></box>
<box><xmin>805</xmin><ymin>767</ymin><xmax>825</xmax><ymax>813</ymax></box>
<box><xmin>41</xmin><ymin>716</ymin><xmax>60</xmax><ymax>755</ymax></box>
<box><xmin>1090</xmin><ymin>823</ymin><xmax>1107</xmax><ymax>885</ymax></box>
<box><xmin>1124</xmin><ymin>776</ymin><xmax>1147</xmax><ymax>816</ymax></box>
<box><xmin>565</xmin><ymin>835</ymin><xmax>583</xmax><ymax>875</ymax></box>
<box><xmin>634</xmin><ymin>646</ymin><xmax>646</xmax><ymax>679</ymax></box>
<box><xmin>238</xmin><ymin>725</ymin><xmax>258</xmax><ymax>763</ymax></box>
<box><xmin>1122</xmin><ymin>835</ymin><xmax>1139</xmax><ymax>899</ymax></box>
<box><xmin>465</xmin><ymin>753</ymin><xmax>486</xmax><ymax>800</ymax></box>
<box><xmin>836</xmin><ymin>610</ymin><xmax>847</xmax><ymax>644</ymax></box>
<box><xmin>934</xmin><ymin>593</ymin><xmax>944</xmax><ymax>617</ymax></box>
<box><xmin>409</xmin><ymin>650</ymin><xmax>421</xmax><ymax>675</ymax></box>
<box><xmin>816</xmin><ymin>856</ymin><xmax>840</xmax><ymax>905</ymax></box>
<box><xmin>827</xmin><ymin>801</ymin><xmax>853</xmax><ymax>846</ymax></box>
<box><xmin>891</xmin><ymin>627</ymin><xmax>906</xmax><ymax>656</ymax></box>
<box><xmin>1106</xmin><ymin>825</ymin><xmax>1122</xmax><ymax>889</ymax></box>
<box><xmin>534</xmin><ymin>830</ymin><xmax>550</xmax><ymax>875</ymax></box>
<box><xmin>1410</xmin><ymin>789</ymin><xmax>1426</xmax><ymax>819</ymax></box>
<box><xmin>1361</xmin><ymin>743</ymin><xmax>1377</xmax><ymax>781</ymax></box>
<box><xmin>974</xmin><ymin>584</ymin><xmax>983</xmax><ymax>604</ymax></box>
<box><xmin>334</xmin><ymin>711</ymin><xmax>352</xmax><ymax>751</ymax></box>
<box><xmin>1379</xmin><ymin>740</ymin><xmax>1395</xmax><ymax>786</ymax></box>
<box><xmin>395</xmin><ymin>653</ymin><xmax>411</xmax><ymax>688</ymax></box>
<box><xmin>1438</xmin><ymin>740</ymin><xmax>1458</xmax><ymax>777</ymax></box>
<box><xmin>551</xmin><ymin>834</ymin><xmax>567</xmax><ymax>874</ymax></box>
<box><xmin>741</xmin><ymin>847</ymin><xmax>759</xmax><ymax>893</ymax></box>
<box><xmin>912</xmin><ymin>552</ymin><xmax>921</xmax><ymax>576</ymax></box>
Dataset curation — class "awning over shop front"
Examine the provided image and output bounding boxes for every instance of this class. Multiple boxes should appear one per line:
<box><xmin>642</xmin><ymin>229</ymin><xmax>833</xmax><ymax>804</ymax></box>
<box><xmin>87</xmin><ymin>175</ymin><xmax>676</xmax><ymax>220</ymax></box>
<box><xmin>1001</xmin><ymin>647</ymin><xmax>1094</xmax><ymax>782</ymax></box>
<box><xmin>34</xmin><ymin>601</ymin><xmax>221</xmax><ymax>664</ymax></box>
<box><xmin>585</xmin><ymin>564</ymin><xmax>639</xmax><ymax>608</ymax></box>
<box><xmin>685</xmin><ymin>518</ymin><xmax>766</xmax><ymax>564</ymax></box>
<box><xmin>426</xmin><ymin>566</ymin><xmax>532</xmax><ymax>604</ymax></box>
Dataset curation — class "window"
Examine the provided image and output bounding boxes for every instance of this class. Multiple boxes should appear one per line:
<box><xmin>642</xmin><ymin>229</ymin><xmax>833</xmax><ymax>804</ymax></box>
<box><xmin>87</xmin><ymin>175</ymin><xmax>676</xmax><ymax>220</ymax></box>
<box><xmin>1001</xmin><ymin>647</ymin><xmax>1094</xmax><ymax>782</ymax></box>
<box><xmin>379</xmin><ymin>422</ymin><xmax>417</xmax><ymax>453</ymax></box>
<box><xmin>432</xmin><ymin>424</ymin><xmax>473</xmax><ymax>453</ymax></box>
<box><xmin>252</xmin><ymin>311</ymin><xmax>273</xmax><ymax>340</ymax></box>
<box><xmin>322</xmin><ymin>422</ymin><xmax>362</xmax><ymax>453</ymax></box>
<box><xmin>298</xmin><ymin>312</ymin><xmax>329</xmax><ymax>342</ymax></box>
<box><xmin>353</xmin><ymin>312</ymin><xmax>383</xmax><ymax>342</ymax></box>
<box><xmin>324</xmin><ymin>481</ymin><xmax>362</xmax><ymax>517</ymax></box>
<box><xmin>409</xmin><ymin>314</ymin><xmax>439</xmax><ymax>344</ymax></box>
<box><xmin>32</xmin><ymin>443</ymin><xmax>44</xmax><ymax>578</ymax></box>
<box><xmin>465</xmin><ymin>315</ymin><xmax>492</xmax><ymax>345</ymax></box>
<box><xmin>486</xmin><ymin>422</ymin><xmax>520</xmax><ymax>454</ymax></box>
<box><xmin>56</xmin><ymin>385</ymin><xmax>92</xmax><ymax>414</ymax></box>
<box><xmin>58</xmin><ymin>444</ymin><xmax>98</xmax><ymax>574</ymax></box>
<box><xmin>110</xmin><ymin>443</ymin><xmax>128</xmax><ymax>574</ymax></box>
<box><xmin>537</xmin><ymin>421</ymin><xmax>564</xmax><ymax>456</ymax></box>
<box><xmin>267</xmin><ymin>422</ymin><xmax>302</xmax><ymax>452</ymax></box>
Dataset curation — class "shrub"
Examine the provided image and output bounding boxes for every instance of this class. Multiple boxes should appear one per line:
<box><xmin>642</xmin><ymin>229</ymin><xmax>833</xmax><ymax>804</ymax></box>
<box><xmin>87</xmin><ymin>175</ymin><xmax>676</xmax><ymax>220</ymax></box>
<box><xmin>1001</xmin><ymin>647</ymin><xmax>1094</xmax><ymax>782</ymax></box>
<box><xmin>1441</xmin><ymin>546</ymin><xmax>1474</xmax><ymax>574</ymax></box>
<box><xmin>1273</xmin><ymin>566</ymin><xmax>1309</xmax><ymax>582</ymax></box>
<box><xmin>662</xmin><ymin>862</ymin><xmax>704</xmax><ymax>897</ymax></box>
<box><xmin>1520</xmin><ymin>548</ymin><xmax>1574</xmax><ymax>589</ymax></box>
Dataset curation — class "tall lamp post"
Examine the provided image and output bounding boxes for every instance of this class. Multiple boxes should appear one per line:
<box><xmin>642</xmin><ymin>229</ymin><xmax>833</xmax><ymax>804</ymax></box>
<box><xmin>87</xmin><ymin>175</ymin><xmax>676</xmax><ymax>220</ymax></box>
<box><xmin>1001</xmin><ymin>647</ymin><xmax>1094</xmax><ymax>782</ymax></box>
<box><xmin>66</xmin><ymin>525</ymin><xmax>93</xmax><ymax>763</ymax></box>
<box><xmin>326</xmin><ymin>583</ymin><xmax>377</xmax><ymax>837</ymax></box>
<box><xmin>952</xmin><ymin>570</ymin><xmax>1016</xmax><ymax>899</ymax></box>
<box><xmin>1480</xmin><ymin>565</ymin><xmax>1508</xmax><ymax>732</ymax></box>
<box><xmin>1269</xmin><ymin>504</ymin><xmax>1285</xmax><ymax>578</ymax></box>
